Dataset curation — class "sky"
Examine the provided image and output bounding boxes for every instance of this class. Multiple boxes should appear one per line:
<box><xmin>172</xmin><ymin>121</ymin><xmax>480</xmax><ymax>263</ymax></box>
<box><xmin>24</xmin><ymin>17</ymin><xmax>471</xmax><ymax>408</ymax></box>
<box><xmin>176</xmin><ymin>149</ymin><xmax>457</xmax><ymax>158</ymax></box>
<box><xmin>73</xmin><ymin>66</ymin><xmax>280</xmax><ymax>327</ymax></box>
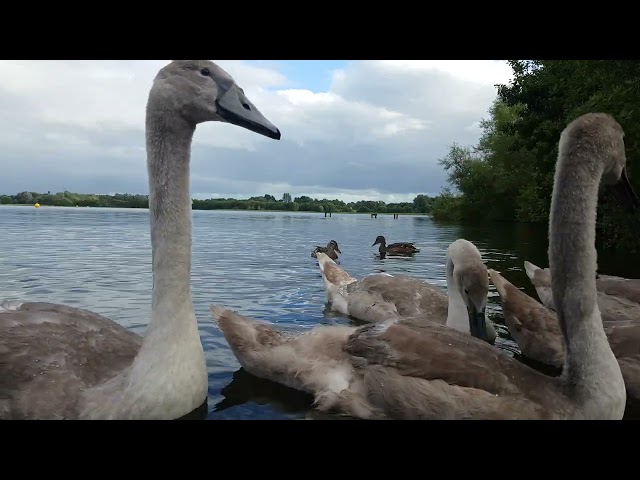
<box><xmin>0</xmin><ymin>60</ymin><xmax>514</xmax><ymax>204</ymax></box>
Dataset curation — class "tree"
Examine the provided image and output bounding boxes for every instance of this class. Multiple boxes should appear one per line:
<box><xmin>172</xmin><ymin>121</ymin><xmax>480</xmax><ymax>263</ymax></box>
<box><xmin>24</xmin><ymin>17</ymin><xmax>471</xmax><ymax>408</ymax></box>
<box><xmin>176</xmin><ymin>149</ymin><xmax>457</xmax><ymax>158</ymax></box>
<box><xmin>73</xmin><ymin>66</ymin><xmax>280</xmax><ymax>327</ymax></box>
<box><xmin>412</xmin><ymin>194</ymin><xmax>430</xmax><ymax>214</ymax></box>
<box><xmin>15</xmin><ymin>191</ymin><xmax>33</xmax><ymax>204</ymax></box>
<box><xmin>430</xmin><ymin>60</ymin><xmax>640</xmax><ymax>250</ymax></box>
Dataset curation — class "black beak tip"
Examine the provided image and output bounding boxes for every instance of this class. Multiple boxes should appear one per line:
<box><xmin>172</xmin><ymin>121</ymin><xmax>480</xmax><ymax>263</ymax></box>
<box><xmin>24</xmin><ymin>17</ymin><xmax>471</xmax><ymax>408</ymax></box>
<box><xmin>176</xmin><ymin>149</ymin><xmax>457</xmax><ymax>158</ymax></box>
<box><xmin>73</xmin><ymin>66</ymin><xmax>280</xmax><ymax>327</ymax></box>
<box><xmin>262</xmin><ymin>127</ymin><xmax>281</xmax><ymax>140</ymax></box>
<box><xmin>613</xmin><ymin>168</ymin><xmax>640</xmax><ymax>212</ymax></box>
<box><xmin>613</xmin><ymin>186</ymin><xmax>640</xmax><ymax>212</ymax></box>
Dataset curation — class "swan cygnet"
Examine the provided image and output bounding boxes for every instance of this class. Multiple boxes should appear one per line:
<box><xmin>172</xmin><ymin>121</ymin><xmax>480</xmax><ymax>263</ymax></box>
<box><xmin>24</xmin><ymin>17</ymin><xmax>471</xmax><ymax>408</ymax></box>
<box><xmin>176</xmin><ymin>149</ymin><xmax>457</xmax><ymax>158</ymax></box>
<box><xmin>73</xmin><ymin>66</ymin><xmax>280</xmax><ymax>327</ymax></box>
<box><xmin>524</xmin><ymin>260</ymin><xmax>640</xmax><ymax>325</ymax></box>
<box><xmin>316</xmin><ymin>238</ymin><xmax>496</xmax><ymax>344</ymax></box>
<box><xmin>0</xmin><ymin>60</ymin><xmax>281</xmax><ymax>420</ymax></box>
<box><xmin>490</xmin><ymin>269</ymin><xmax>640</xmax><ymax>418</ymax></box>
<box><xmin>210</xmin><ymin>113</ymin><xmax>632</xmax><ymax>419</ymax></box>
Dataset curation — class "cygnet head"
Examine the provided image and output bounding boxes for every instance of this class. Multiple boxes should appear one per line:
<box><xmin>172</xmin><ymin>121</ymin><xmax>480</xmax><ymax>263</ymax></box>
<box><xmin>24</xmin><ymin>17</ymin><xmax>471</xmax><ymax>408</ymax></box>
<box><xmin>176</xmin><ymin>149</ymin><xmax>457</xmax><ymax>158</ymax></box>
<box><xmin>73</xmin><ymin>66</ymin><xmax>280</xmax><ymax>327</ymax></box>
<box><xmin>147</xmin><ymin>60</ymin><xmax>281</xmax><ymax>139</ymax></box>
<box><xmin>561</xmin><ymin>113</ymin><xmax>638</xmax><ymax>210</ymax></box>
<box><xmin>446</xmin><ymin>239</ymin><xmax>490</xmax><ymax>342</ymax></box>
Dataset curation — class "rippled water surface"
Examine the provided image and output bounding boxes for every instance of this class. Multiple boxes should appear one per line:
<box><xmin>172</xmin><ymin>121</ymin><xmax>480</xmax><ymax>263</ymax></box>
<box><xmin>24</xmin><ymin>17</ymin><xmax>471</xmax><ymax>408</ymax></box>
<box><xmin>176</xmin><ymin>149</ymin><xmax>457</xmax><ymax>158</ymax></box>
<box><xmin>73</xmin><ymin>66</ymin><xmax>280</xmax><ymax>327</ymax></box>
<box><xmin>2</xmin><ymin>205</ymin><xmax>637</xmax><ymax>419</ymax></box>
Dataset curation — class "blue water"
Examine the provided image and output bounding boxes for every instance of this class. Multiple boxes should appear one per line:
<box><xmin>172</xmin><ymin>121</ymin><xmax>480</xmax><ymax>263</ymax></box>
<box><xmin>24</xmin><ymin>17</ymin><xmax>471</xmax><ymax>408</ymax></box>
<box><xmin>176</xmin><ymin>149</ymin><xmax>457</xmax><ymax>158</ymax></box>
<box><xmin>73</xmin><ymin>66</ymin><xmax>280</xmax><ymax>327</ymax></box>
<box><xmin>1</xmin><ymin>205</ymin><xmax>636</xmax><ymax>419</ymax></box>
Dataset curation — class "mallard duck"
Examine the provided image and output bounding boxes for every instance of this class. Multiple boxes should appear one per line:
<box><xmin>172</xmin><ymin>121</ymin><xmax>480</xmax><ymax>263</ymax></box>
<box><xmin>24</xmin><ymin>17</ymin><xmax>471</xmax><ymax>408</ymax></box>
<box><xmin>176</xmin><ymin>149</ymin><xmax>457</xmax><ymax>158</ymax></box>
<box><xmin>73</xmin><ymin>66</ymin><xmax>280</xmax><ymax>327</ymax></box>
<box><xmin>372</xmin><ymin>235</ymin><xmax>419</xmax><ymax>258</ymax></box>
<box><xmin>311</xmin><ymin>240</ymin><xmax>341</xmax><ymax>261</ymax></box>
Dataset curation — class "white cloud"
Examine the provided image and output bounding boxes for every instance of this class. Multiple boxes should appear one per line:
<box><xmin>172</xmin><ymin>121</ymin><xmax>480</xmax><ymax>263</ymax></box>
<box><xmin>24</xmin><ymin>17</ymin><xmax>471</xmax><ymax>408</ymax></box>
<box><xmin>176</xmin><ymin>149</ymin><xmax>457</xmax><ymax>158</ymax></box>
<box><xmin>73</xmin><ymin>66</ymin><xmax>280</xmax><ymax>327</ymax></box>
<box><xmin>0</xmin><ymin>59</ymin><xmax>513</xmax><ymax>200</ymax></box>
<box><xmin>375</xmin><ymin>60</ymin><xmax>512</xmax><ymax>86</ymax></box>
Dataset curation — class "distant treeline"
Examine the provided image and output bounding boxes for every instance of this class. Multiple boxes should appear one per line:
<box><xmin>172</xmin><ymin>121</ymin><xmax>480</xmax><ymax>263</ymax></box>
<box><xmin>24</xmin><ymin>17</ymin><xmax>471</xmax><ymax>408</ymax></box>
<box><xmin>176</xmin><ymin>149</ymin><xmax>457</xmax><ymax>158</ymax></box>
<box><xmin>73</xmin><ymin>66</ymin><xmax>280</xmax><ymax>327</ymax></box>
<box><xmin>0</xmin><ymin>190</ymin><xmax>437</xmax><ymax>215</ymax></box>
<box><xmin>429</xmin><ymin>60</ymin><xmax>640</xmax><ymax>252</ymax></box>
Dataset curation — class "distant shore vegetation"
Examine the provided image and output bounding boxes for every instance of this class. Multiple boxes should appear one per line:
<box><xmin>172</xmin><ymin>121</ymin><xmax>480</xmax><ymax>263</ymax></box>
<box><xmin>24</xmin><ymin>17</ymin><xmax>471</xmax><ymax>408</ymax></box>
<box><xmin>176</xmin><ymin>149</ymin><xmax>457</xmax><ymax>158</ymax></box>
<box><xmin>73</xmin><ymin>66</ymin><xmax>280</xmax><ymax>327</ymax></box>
<box><xmin>0</xmin><ymin>190</ymin><xmax>436</xmax><ymax>215</ymax></box>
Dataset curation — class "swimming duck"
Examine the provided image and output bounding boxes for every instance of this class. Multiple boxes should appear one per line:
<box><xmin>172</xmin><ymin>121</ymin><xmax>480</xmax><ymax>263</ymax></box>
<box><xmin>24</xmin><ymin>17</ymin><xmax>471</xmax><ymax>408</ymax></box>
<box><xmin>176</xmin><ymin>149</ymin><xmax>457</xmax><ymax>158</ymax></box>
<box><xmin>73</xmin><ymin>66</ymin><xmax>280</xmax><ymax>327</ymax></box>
<box><xmin>372</xmin><ymin>235</ymin><xmax>419</xmax><ymax>258</ymax></box>
<box><xmin>311</xmin><ymin>240</ymin><xmax>341</xmax><ymax>261</ymax></box>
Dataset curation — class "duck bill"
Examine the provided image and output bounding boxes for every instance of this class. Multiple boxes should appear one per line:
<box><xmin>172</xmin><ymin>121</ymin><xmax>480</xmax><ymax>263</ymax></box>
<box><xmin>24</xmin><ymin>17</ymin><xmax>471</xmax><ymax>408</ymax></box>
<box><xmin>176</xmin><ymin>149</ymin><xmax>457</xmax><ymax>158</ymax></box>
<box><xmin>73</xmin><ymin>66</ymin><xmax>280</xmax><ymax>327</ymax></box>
<box><xmin>335</xmin><ymin>246</ymin><xmax>342</xmax><ymax>254</ymax></box>
<box><xmin>216</xmin><ymin>84</ymin><xmax>281</xmax><ymax>140</ymax></box>
<box><xmin>610</xmin><ymin>166</ymin><xmax>640</xmax><ymax>212</ymax></box>
<box><xmin>467</xmin><ymin>305</ymin><xmax>490</xmax><ymax>343</ymax></box>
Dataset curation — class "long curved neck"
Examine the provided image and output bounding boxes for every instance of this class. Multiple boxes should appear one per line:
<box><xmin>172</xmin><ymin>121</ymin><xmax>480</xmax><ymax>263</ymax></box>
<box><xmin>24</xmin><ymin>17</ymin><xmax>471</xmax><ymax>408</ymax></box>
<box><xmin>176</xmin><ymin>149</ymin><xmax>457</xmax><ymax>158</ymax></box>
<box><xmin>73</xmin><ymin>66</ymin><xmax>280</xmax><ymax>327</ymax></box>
<box><xmin>102</xmin><ymin>100</ymin><xmax>207</xmax><ymax>418</ymax></box>
<box><xmin>549</xmin><ymin>140</ymin><xmax>624</xmax><ymax>409</ymax></box>
<box><xmin>445</xmin><ymin>260</ymin><xmax>468</xmax><ymax>332</ymax></box>
<box><xmin>124</xmin><ymin>104</ymin><xmax>203</xmax><ymax>383</ymax></box>
<box><xmin>145</xmin><ymin>107</ymin><xmax>196</xmax><ymax>336</ymax></box>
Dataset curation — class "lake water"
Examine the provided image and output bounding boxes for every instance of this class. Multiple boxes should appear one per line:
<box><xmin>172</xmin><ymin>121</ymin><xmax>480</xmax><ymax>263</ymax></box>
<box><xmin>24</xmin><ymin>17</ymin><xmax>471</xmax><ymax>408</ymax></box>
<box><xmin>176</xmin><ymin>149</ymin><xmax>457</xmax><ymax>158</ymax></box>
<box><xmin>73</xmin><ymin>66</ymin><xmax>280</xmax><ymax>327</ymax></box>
<box><xmin>1</xmin><ymin>205</ymin><xmax>638</xmax><ymax>420</ymax></box>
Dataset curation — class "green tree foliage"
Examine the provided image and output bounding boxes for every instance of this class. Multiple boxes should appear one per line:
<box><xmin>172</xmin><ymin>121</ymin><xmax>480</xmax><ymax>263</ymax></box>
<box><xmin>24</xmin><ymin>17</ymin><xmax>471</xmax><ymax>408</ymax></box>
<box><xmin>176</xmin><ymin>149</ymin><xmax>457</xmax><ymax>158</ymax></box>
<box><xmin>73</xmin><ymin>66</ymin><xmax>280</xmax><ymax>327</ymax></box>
<box><xmin>412</xmin><ymin>194</ymin><xmax>432</xmax><ymax>214</ymax></box>
<box><xmin>1</xmin><ymin>191</ymin><xmax>150</xmax><ymax>208</ymax></box>
<box><xmin>430</xmin><ymin>60</ymin><xmax>640</xmax><ymax>252</ymax></box>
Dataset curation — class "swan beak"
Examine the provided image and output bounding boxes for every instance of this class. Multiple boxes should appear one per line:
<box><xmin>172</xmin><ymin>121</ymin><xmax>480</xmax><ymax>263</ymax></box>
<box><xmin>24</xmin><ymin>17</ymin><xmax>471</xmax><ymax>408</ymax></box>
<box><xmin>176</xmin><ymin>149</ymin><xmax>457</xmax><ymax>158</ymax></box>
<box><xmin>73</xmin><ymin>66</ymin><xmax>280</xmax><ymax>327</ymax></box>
<box><xmin>336</xmin><ymin>246</ymin><xmax>342</xmax><ymax>254</ymax></box>
<box><xmin>467</xmin><ymin>305</ymin><xmax>490</xmax><ymax>344</ymax></box>
<box><xmin>216</xmin><ymin>84</ymin><xmax>281</xmax><ymax>140</ymax></box>
<box><xmin>610</xmin><ymin>166</ymin><xmax>640</xmax><ymax>212</ymax></box>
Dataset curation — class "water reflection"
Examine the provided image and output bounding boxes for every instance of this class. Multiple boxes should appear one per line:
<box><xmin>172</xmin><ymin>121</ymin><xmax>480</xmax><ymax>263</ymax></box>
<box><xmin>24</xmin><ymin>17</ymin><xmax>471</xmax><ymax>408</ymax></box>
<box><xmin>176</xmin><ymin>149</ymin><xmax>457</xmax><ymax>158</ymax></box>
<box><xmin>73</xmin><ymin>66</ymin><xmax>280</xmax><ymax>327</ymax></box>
<box><xmin>213</xmin><ymin>368</ymin><xmax>313</xmax><ymax>419</ymax></box>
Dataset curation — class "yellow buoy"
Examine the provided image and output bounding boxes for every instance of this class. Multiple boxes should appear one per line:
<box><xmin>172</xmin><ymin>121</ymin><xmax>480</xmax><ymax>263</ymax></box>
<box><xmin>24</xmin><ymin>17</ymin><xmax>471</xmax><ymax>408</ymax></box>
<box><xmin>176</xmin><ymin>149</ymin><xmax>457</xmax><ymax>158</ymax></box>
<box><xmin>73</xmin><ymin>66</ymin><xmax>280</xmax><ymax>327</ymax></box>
<box><xmin>34</xmin><ymin>203</ymin><xmax>40</xmax><ymax>208</ymax></box>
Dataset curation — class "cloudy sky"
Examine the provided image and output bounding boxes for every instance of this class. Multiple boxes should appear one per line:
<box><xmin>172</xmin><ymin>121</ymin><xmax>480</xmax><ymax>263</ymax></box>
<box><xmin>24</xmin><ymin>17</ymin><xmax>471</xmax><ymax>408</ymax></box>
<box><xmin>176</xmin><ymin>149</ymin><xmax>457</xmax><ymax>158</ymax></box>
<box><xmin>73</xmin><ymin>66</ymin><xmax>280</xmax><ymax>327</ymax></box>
<box><xmin>0</xmin><ymin>60</ymin><xmax>514</xmax><ymax>203</ymax></box>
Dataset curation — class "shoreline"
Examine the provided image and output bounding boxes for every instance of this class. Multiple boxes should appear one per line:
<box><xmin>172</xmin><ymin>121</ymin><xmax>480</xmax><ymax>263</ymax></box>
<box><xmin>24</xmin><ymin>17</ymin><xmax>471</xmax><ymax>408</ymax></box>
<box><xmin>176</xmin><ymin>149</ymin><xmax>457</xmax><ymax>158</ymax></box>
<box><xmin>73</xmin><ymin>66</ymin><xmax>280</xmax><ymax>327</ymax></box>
<box><xmin>0</xmin><ymin>204</ymin><xmax>428</xmax><ymax>216</ymax></box>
